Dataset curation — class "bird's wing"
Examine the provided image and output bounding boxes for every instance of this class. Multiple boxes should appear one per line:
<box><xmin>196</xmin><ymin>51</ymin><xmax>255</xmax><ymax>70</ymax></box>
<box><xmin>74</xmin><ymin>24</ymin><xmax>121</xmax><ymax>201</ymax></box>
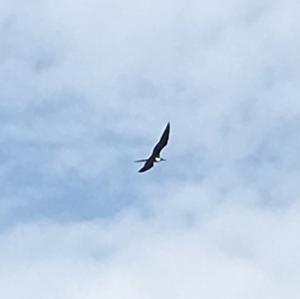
<box><xmin>138</xmin><ymin>158</ymin><xmax>154</xmax><ymax>172</ymax></box>
<box><xmin>152</xmin><ymin>122</ymin><xmax>170</xmax><ymax>157</ymax></box>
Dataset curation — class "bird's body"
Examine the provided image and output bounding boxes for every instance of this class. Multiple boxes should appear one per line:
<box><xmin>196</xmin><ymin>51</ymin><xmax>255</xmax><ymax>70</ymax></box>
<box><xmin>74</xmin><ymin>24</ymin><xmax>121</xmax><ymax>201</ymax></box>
<box><xmin>135</xmin><ymin>122</ymin><xmax>170</xmax><ymax>173</ymax></box>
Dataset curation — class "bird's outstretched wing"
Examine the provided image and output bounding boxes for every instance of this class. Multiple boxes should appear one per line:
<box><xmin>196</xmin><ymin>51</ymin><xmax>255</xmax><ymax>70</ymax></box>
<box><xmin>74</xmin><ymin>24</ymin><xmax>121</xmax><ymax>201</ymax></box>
<box><xmin>138</xmin><ymin>157</ymin><xmax>154</xmax><ymax>172</ymax></box>
<box><xmin>152</xmin><ymin>122</ymin><xmax>170</xmax><ymax>157</ymax></box>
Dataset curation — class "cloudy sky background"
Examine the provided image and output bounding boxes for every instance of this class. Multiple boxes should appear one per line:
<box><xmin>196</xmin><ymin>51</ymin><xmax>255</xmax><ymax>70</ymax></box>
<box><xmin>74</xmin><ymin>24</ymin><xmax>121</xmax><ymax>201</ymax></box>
<box><xmin>1</xmin><ymin>0</ymin><xmax>300</xmax><ymax>298</ymax></box>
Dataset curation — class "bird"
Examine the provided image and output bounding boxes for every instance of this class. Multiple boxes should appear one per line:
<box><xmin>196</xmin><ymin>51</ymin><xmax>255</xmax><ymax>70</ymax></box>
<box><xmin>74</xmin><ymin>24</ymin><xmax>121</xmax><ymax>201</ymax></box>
<box><xmin>135</xmin><ymin>122</ymin><xmax>170</xmax><ymax>173</ymax></box>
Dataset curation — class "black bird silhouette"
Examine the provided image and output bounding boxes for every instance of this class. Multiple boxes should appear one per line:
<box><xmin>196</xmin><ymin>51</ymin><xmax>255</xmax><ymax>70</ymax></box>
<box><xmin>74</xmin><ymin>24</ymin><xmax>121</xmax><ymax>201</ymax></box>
<box><xmin>135</xmin><ymin>122</ymin><xmax>170</xmax><ymax>173</ymax></box>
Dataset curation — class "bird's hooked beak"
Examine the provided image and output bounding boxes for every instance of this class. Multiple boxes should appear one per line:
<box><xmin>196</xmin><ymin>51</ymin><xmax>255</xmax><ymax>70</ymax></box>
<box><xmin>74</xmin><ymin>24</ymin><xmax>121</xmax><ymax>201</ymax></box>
<box><xmin>161</xmin><ymin>158</ymin><xmax>166</xmax><ymax>161</ymax></box>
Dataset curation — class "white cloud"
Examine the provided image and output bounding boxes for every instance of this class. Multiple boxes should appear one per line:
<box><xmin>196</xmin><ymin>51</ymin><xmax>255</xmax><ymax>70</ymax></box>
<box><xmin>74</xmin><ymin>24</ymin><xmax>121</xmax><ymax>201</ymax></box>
<box><xmin>0</xmin><ymin>197</ymin><xmax>300</xmax><ymax>298</ymax></box>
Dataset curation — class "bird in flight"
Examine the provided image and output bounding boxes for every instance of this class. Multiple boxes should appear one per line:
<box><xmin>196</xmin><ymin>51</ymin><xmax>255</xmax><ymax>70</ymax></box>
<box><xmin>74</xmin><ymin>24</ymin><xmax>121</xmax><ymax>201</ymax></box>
<box><xmin>135</xmin><ymin>122</ymin><xmax>170</xmax><ymax>173</ymax></box>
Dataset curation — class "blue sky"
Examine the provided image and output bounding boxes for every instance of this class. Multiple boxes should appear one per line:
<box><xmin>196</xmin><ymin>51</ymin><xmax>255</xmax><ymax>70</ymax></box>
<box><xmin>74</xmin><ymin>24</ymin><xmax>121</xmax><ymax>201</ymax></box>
<box><xmin>1</xmin><ymin>0</ymin><xmax>300</xmax><ymax>297</ymax></box>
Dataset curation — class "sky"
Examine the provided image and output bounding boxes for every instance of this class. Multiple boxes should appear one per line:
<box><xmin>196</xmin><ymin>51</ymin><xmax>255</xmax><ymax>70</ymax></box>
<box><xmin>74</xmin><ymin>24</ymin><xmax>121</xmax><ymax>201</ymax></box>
<box><xmin>1</xmin><ymin>0</ymin><xmax>300</xmax><ymax>298</ymax></box>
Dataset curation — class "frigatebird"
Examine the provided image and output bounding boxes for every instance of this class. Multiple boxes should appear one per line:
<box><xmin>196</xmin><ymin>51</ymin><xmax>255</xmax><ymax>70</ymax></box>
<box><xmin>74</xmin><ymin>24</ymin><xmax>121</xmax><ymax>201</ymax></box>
<box><xmin>135</xmin><ymin>122</ymin><xmax>170</xmax><ymax>173</ymax></box>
